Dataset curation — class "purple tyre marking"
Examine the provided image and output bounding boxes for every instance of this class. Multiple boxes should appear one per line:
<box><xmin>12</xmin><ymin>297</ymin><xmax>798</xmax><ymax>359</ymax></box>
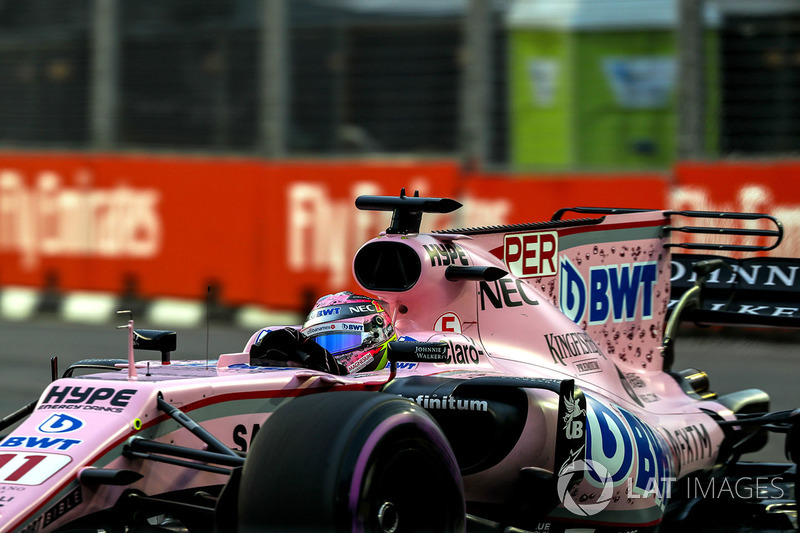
<box><xmin>348</xmin><ymin>406</ymin><xmax>462</xmax><ymax>532</ymax></box>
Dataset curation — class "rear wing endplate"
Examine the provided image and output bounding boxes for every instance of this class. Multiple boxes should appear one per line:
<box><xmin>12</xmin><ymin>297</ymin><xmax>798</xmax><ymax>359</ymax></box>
<box><xmin>663</xmin><ymin>210</ymin><xmax>783</xmax><ymax>253</ymax></box>
<box><xmin>553</xmin><ymin>207</ymin><xmax>783</xmax><ymax>253</ymax></box>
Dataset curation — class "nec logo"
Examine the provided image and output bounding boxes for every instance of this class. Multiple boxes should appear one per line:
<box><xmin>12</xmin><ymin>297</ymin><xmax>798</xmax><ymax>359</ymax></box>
<box><xmin>560</xmin><ymin>257</ymin><xmax>657</xmax><ymax>325</ymax></box>
<box><xmin>348</xmin><ymin>304</ymin><xmax>377</xmax><ymax>313</ymax></box>
<box><xmin>504</xmin><ymin>232</ymin><xmax>558</xmax><ymax>278</ymax></box>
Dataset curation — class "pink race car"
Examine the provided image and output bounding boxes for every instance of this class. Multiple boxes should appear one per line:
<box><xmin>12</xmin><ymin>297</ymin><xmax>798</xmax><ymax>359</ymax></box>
<box><xmin>0</xmin><ymin>191</ymin><xmax>796</xmax><ymax>533</ymax></box>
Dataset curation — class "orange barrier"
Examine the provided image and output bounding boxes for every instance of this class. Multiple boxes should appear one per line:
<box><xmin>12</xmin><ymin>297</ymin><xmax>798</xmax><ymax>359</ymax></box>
<box><xmin>1</xmin><ymin>154</ymin><xmax>266</xmax><ymax>304</ymax></box>
<box><xmin>674</xmin><ymin>161</ymin><xmax>800</xmax><ymax>257</ymax></box>
<box><xmin>0</xmin><ymin>154</ymin><xmax>458</xmax><ymax>309</ymax></box>
<box><xmin>6</xmin><ymin>153</ymin><xmax>798</xmax><ymax>310</ymax></box>
<box><xmin>258</xmin><ymin>161</ymin><xmax>458</xmax><ymax>307</ymax></box>
<box><xmin>463</xmin><ymin>173</ymin><xmax>669</xmax><ymax>223</ymax></box>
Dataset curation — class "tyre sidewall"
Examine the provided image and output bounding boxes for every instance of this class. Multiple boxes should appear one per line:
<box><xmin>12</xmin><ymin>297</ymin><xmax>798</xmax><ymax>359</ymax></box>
<box><xmin>238</xmin><ymin>392</ymin><xmax>464</xmax><ymax>533</ymax></box>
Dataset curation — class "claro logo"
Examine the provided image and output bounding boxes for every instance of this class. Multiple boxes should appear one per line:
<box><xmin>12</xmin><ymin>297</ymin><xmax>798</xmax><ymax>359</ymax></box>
<box><xmin>0</xmin><ymin>169</ymin><xmax>162</xmax><ymax>269</ymax></box>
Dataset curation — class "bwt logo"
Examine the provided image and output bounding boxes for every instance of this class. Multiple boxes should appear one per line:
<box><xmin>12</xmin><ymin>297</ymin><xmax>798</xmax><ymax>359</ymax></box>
<box><xmin>504</xmin><ymin>231</ymin><xmax>558</xmax><ymax>278</ymax></box>
<box><xmin>38</xmin><ymin>414</ymin><xmax>84</xmax><ymax>434</ymax></box>
<box><xmin>560</xmin><ymin>257</ymin><xmax>657</xmax><ymax>325</ymax></box>
<box><xmin>584</xmin><ymin>397</ymin><xmax>672</xmax><ymax>508</ymax></box>
<box><xmin>310</xmin><ymin>308</ymin><xmax>340</xmax><ymax>320</ymax></box>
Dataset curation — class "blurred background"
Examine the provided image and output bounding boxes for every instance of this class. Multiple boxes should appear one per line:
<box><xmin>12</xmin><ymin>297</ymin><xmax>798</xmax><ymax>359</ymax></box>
<box><xmin>0</xmin><ymin>0</ymin><xmax>796</xmax><ymax>461</ymax></box>
<box><xmin>0</xmin><ymin>0</ymin><xmax>798</xmax><ymax>320</ymax></box>
<box><xmin>0</xmin><ymin>0</ymin><xmax>796</xmax><ymax>164</ymax></box>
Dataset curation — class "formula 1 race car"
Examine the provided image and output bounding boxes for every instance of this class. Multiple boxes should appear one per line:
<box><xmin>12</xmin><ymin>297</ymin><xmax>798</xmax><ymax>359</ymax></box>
<box><xmin>0</xmin><ymin>191</ymin><xmax>797</xmax><ymax>533</ymax></box>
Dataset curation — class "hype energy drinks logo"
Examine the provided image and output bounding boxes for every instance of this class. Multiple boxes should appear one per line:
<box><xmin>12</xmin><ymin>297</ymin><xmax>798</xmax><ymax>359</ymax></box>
<box><xmin>559</xmin><ymin>257</ymin><xmax>657</xmax><ymax>325</ymax></box>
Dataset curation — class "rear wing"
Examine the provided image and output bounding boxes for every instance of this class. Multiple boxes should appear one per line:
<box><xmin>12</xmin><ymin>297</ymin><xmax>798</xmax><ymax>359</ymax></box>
<box><xmin>556</xmin><ymin>208</ymin><xmax>791</xmax><ymax>328</ymax></box>
<box><xmin>671</xmin><ymin>254</ymin><xmax>800</xmax><ymax>329</ymax></box>
<box><xmin>547</xmin><ymin>207</ymin><xmax>785</xmax><ymax>370</ymax></box>
<box><xmin>553</xmin><ymin>207</ymin><xmax>783</xmax><ymax>253</ymax></box>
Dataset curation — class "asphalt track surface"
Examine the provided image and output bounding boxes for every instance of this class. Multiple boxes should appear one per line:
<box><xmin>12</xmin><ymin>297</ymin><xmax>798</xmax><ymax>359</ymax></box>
<box><xmin>0</xmin><ymin>318</ymin><xmax>796</xmax><ymax>463</ymax></box>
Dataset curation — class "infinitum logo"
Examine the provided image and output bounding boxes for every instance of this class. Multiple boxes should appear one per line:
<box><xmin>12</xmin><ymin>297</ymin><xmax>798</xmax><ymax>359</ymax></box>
<box><xmin>406</xmin><ymin>395</ymin><xmax>488</xmax><ymax>412</ymax></box>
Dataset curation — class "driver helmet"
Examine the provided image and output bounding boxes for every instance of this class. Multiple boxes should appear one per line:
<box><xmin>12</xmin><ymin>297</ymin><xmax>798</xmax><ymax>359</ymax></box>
<box><xmin>301</xmin><ymin>291</ymin><xmax>395</xmax><ymax>373</ymax></box>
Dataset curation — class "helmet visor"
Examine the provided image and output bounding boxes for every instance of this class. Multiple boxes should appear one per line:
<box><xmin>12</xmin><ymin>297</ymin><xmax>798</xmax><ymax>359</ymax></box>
<box><xmin>309</xmin><ymin>333</ymin><xmax>363</xmax><ymax>355</ymax></box>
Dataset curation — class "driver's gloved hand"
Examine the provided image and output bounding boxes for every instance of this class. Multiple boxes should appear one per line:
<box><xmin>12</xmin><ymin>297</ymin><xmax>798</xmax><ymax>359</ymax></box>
<box><xmin>250</xmin><ymin>327</ymin><xmax>347</xmax><ymax>375</ymax></box>
<box><xmin>249</xmin><ymin>327</ymin><xmax>302</xmax><ymax>362</ymax></box>
<box><xmin>298</xmin><ymin>338</ymin><xmax>348</xmax><ymax>376</ymax></box>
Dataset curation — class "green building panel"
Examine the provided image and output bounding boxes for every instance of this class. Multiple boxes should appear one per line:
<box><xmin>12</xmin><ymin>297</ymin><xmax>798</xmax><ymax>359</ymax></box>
<box><xmin>509</xmin><ymin>30</ymin><xmax>571</xmax><ymax>168</ymax></box>
<box><xmin>509</xmin><ymin>26</ymin><xmax>718</xmax><ymax>170</ymax></box>
<box><xmin>573</xmin><ymin>30</ymin><xmax>677</xmax><ymax>169</ymax></box>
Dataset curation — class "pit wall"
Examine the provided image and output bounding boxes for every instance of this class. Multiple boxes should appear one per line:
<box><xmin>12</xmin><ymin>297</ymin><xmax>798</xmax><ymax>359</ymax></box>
<box><xmin>0</xmin><ymin>153</ymin><xmax>796</xmax><ymax>313</ymax></box>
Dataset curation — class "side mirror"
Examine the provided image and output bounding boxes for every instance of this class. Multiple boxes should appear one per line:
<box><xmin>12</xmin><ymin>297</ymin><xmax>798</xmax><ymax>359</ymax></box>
<box><xmin>692</xmin><ymin>258</ymin><xmax>731</xmax><ymax>284</ymax></box>
<box><xmin>134</xmin><ymin>329</ymin><xmax>177</xmax><ymax>365</ymax></box>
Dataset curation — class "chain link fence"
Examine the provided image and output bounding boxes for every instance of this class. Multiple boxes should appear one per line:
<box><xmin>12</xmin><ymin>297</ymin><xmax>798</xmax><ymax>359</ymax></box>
<box><xmin>719</xmin><ymin>4</ymin><xmax>800</xmax><ymax>156</ymax></box>
<box><xmin>0</xmin><ymin>0</ymin><xmax>796</xmax><ymax>168</ymax></box>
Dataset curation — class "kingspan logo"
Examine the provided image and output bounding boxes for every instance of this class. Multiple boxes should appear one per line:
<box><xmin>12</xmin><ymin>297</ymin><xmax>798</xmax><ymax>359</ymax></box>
<box><xmin>406</xmin><ymin>395</ymin><xmax>488</xmax><ymax>412</ymax></box>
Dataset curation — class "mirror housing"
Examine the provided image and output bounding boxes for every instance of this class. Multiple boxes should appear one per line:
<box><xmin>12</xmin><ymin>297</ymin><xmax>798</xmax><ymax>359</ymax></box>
<box><xmin>133</xmin><ymin>329</ymin><xmax>177</xmax><ymax>365</ymax></box>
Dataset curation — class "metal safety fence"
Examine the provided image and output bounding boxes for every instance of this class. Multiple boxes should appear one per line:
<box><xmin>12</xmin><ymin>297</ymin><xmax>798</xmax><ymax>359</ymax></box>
<box><xmin>0</xmin><ymin>0</ymin><xmax>797</xmax><ymax>170</ymax></box>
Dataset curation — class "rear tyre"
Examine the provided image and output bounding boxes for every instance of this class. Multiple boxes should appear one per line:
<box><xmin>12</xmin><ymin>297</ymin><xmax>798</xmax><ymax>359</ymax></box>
<box><xmin>238</xmin><ymin>391</ymin><xmax>465</xmax><ymax>533</ymax></box>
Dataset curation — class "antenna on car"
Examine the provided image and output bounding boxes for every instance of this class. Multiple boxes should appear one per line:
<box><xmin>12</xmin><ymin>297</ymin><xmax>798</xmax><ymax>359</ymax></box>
<box><xmin>355</xmin><ymin>188</ymin><xmax>462</xmax><ymax>235</ymax></box>
<box><xmin>116</xmin><ymin>310</ymin><xmax>138</xmax><ymax>381</ymax></box>
<box><xmin>206</xmin><ymin>286</ymin><xmax>210</xmax><ymax>370</ymax></box>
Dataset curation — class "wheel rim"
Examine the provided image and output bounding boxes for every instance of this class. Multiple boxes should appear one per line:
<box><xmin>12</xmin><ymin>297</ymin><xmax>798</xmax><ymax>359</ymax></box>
<box><xmin>376</xmin><ymin>501</ymin><xmax>399</xmax><ymax>533</ymax></box>
<box><xmin>360</xmin><ymin>444</ymin><xmax>461</xmax><ymax>532</ymax></box>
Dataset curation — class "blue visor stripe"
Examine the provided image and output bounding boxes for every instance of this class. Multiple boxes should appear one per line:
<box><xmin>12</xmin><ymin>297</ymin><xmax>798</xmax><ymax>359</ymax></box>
<box><xmin>310</xmin><ymin>333</ymin><xmax>363</xmax><ymax>355</ymax></box>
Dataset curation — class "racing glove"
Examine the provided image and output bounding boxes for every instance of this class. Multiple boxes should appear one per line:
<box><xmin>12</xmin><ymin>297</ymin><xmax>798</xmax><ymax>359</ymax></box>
<box><xmin>249</xmin><ymin>327</ymin><xmax>347</xmax><ymax>375</ymax></box>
